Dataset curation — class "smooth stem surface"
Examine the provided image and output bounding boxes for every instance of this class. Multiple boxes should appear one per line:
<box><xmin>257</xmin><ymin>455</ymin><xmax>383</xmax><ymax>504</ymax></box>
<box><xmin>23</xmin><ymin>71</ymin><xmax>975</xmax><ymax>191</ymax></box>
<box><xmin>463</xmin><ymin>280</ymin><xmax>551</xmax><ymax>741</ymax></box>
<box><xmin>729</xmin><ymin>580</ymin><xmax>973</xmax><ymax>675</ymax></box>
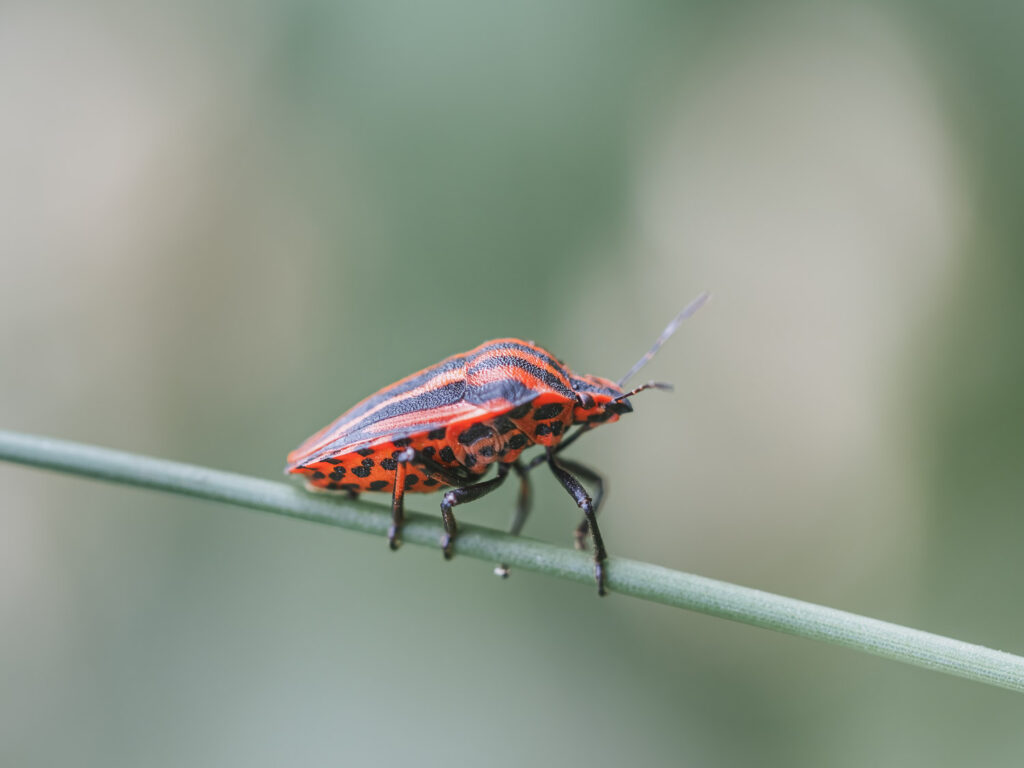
<box><xmin>2</xmin><ymin>429</ymin><xmax>1023</xmax><ymax>694</ymax></box>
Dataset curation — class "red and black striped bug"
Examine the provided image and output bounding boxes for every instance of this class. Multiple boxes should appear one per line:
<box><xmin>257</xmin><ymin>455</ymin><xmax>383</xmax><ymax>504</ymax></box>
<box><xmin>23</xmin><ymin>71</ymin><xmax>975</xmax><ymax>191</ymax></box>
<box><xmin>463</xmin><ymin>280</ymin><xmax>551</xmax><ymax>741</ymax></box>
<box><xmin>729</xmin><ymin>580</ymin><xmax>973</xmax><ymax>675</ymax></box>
<box><xmin>286</xmin><ymin>292</ymin><xmax>709</xmax><ymax>595</ymax></box>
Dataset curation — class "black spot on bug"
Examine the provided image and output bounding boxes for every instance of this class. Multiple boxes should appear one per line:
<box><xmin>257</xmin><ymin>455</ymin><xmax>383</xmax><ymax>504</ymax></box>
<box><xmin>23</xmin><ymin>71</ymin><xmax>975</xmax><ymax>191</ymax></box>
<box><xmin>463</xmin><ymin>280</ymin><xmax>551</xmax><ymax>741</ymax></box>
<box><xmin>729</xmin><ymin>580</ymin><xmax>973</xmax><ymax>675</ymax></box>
<box><xmin>421</xmin><ymin>446</ymin><xmax>436</xmax><ymax>458</ymax></box>
<box><xmin>508</xmin><ymin>403</ymin><xmax>532</xmax><ymax>419</ymax></box>
<box><xmin>361</xmin><ymin>457</ymin><xmax>374</xmax><ymax>468</ymax></box>
<box><xmin>464</xmin><ymin>454</ymin><xmax>477</xmax><ymax>468</ymax></box>
<box><xmin>392</xmin><ymin>449</ymin><xmax>405</xmax><ymax>459</ymax></box>
<box><xmin>439</xmin><ymin>446</ymin><xmax>456</xmax><ymax>463</ymax></box>
<box><xmin>507</xmin><ymin>433</ymin><xmax>528</xmax><ymax>450</ymax></box>
<box><xmin>405</xmin><ymin>474</ymin><xmax>420</xmax><ymax>488</ymax></box>
<box><xmin>356</xmin><ymin>448</ymin><xmax>375</xmax><ymax>457</ymax></box>
<box><xmin>533</xmin><ymin>403</ymin><xmax>564</xmax><ymax>421</ymax></box>
<box><xmin>551</xmin><ymin>421</ymin><xmax>563</xmax><ymax>436</ymax></box>
<box><xmin>369</xmin><ymin>480</ymin><xmax>389</xmax><ymax>491</ymax></box>
<box><xmin>326</xmin><ymin>481</ymin><xmax>340</xmax><ymax>490</ymax></box>
<box><xmin>480</xmin><ymin>445</ymin><xmax>495</xmax><ymax>458</ymax></box>
<box><xmin>323</xmin><ymin>458</ymin><xmax>342</xmax><ymax>465</ymax></box>
<box><xmin>423</xmin><ymin>477</ymin><xmax>440</xmax><ymax>487</ymax></box>
<box><xmin>458</xmin><ymin>422</ymin><xmax>492</xmax><ymax>445</ymax></box>
<box><xmin>392</xmin><ymin>437</ymin><xmax>412</xmax><ymax>448</ymax></box>
<box><xmin>341</xmin><ymin>483</ymin><xmax>360</xmax><ymax>492</ymax></box>
<box><xmin>352</xmin><ymin>465</ymin><xmax>371</xmax><ymax>478</ymax></box>
<box><xmin>380</xmin><ymin>457</ymin><xmax>398</xmax><ymax>471</ymax></box>
<box><xmin>534</xmin><ymin>422</ymin><xmax>552</xmax><ymax>437</ymax></box>
<box><xmin>312</xmin><ymin>471</ymin><xmax>326</xmax><ymax>480</ymax></box>
<box><xmin>588</xmin><ymin>411</ymin><xmax>613</xmax><ymax>424</ymax></box>
<box><xmin>330</xmin><ymin>466</ymin><xmax>346</xmax><ymax>481</ymax></box>
<box><xmin>428</xmin><ymin>427</ymin><xmax>447</xmax><ymax>440</ymax></box>
<box><xmin>494</xmin><ymin>416</ymin><xmax>515</xmax><ymax>434</ymax></box>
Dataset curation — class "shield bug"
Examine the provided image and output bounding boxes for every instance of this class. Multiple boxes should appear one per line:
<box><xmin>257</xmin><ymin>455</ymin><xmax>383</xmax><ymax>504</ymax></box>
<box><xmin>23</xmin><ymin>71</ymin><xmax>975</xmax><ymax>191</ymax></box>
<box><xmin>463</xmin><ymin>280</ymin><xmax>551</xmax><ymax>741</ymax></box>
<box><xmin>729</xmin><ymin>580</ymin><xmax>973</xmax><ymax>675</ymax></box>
<box><xmin>286</xmin><ymin>292</ymin><xmax>709</xmax><ymax>595</ymax></box>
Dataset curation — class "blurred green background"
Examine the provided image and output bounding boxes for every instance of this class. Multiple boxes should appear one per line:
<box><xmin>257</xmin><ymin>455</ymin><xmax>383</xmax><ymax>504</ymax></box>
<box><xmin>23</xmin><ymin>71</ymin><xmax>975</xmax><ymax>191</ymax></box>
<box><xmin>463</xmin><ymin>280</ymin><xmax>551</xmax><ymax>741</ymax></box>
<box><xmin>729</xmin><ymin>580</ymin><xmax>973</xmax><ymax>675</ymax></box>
<box><xmin>3</xmin><ymin>1</ymin><xmax>1024</xmax><ymax>765</ymax></box>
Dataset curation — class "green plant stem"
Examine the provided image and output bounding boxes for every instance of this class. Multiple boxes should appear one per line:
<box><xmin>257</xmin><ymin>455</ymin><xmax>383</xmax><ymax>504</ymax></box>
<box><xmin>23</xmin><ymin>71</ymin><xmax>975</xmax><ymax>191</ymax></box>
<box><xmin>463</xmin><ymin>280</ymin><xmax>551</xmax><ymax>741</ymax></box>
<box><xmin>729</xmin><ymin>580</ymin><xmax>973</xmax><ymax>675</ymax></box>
<box><xmin>2</xmin><ymin>429</ymin><xmax>1023</xmax><ymax>693</ymax></box>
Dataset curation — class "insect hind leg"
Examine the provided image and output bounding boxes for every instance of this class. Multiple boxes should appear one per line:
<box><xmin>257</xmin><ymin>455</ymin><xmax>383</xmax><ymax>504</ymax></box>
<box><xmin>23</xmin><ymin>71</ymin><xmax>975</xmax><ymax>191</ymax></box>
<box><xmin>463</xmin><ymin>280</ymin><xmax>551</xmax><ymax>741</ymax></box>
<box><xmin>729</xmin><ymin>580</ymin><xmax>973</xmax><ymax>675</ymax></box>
<box><xmin>388</xmin><ymin>456</ymin><xmax>408</xmax><ymax>550</ymax></box>
<box><xmin>388</xmin><ymin>447</ymin><xmax>465</xmax><ymax>551</ymax></box>
<box><xmin>390</xmin><ymin>447</ymin><xmax>502</xmax><ymax>560</ymax></box>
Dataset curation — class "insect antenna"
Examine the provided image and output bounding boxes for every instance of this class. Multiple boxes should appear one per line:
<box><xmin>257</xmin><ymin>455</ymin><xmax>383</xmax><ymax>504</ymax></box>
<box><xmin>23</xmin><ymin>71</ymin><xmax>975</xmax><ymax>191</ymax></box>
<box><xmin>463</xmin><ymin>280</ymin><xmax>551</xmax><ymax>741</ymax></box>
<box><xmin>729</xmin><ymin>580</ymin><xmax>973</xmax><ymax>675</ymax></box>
<box><xmin>616</xmin><ymin>291</ymin><xmax>710</xmax><ymax>387</ymax></box>
<box><xmin>611</xmin><ymin>380</ymin><xmax>673</xmax><ymax>402</ymax></box>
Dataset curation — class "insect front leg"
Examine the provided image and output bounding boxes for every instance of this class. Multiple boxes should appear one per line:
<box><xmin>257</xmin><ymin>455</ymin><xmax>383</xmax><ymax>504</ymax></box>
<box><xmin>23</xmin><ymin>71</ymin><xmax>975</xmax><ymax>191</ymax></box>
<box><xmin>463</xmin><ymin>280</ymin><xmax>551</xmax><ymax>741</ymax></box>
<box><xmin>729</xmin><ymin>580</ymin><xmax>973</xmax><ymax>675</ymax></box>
<box><xmin>554</xmin><ymin>458</ymin><xmax>605</xmax><ymax>551</ymax></box>
<box><xmin>494</xmin><ymin>460</ymin><xmax>531</xmax><ymax>578</ymax></box>
<box><xmin>523</xmin><ymin>449</ymin><xmax>606</xmax><ymax>551</ymax></box>
<box><xmin>547</xmin><ymin>451</ymin><xmax>608</xmax><ymax>596</ymax></box>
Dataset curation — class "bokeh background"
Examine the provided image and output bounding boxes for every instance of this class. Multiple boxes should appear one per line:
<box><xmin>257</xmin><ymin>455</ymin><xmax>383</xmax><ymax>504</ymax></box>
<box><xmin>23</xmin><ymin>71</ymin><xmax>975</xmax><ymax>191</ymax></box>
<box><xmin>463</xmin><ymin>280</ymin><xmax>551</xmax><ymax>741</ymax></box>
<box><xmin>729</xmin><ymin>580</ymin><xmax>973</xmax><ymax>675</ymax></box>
<box><xmin>3</xmin><ymin>2</ymin><xmax>1024</xmax><ymax>765</ymax></box>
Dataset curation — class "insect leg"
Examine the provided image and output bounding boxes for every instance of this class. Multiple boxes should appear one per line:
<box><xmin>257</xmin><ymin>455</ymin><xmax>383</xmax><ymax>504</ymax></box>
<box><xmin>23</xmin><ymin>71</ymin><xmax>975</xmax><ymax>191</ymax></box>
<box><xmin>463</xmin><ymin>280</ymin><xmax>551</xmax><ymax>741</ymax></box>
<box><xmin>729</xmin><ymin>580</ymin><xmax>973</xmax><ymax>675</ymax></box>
<box><xmin>522</xmin><ymin>446</ymin><xmax>606</xmax><ymax>549</ymax></box>
<box><xmin>494</xmin><ymin>460</ymin><xmax>532</xmax><ymax>578</ymax></box>
<box><xmin>388</xmin><ymin>446</ymin><xmax>466</xmax><ymax>550</ymax></box>
<box><xmin>507</xmin><ymin>460</ymin><xmax>533</xmax><ymax>537</ymax></box>
<box><xmin>439</xmin><ymin>469</ymin><xmax>510</xmax><ymax>560</ymax></box>
<box><xmin>554</xmin><ymin>458</ymin><xmax>605</xmax><ymax>551</ymax></box>
<box><xmin>547</xmin><ymin>451</ymin><xmax>608</xmax><ymax>596</ymax></box>
<box><xmin>388</xmin><ymin>456</ymin><xmax>408</xmax><ymax>550</ymax></box>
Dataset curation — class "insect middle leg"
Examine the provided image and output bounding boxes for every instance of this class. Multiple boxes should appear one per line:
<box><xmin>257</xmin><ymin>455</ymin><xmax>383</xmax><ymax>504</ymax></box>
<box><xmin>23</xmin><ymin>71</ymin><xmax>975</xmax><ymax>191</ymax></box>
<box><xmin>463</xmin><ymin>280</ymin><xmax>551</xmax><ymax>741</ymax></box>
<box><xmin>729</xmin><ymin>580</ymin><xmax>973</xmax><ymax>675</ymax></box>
<box><xmin>439</xmin><ymin>466</ymin><xmax>510</xmax><ymax>559</ymax></box>
<box><xmin>494</xmin><ymin>459</ymin><xmax>532</xmax><ymax>578</ymax></box>
<box><xmin>547</xmin><ymin>451</ymin><xmax>609</xmax><ymax>596</ymax></box>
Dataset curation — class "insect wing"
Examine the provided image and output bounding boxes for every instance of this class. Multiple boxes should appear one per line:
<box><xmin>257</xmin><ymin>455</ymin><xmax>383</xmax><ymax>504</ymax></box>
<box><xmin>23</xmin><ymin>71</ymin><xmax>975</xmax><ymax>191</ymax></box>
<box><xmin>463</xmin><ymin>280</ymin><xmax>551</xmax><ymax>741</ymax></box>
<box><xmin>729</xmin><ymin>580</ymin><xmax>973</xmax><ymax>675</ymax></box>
<box><xmin>286</xmin><ymin>338</ymin><xmax>577</xmax><ymax>472</ymax></box>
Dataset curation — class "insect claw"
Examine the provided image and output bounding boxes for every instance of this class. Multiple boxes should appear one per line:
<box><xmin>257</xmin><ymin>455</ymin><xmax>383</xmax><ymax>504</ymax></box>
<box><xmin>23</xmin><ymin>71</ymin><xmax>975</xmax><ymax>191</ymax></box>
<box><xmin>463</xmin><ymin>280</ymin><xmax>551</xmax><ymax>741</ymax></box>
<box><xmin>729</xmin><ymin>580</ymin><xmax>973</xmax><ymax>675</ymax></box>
<box><xmin>441</xmin><ymin>533</ymin><xmax>455</xmax><ymax>560</ymax></box>
<box><xmin>494</xmin><ymin>564</ymin><xmax>511</xmax><ymax>578</ymax></box>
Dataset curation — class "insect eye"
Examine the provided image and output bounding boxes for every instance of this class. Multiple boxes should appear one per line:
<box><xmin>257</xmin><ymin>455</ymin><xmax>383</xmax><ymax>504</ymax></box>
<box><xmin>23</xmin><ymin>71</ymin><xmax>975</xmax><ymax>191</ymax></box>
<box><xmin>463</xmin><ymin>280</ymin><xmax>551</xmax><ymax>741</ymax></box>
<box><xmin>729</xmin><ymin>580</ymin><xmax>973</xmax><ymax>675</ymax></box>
<box><xmin>577</xmin><ymin>392</ymin><xmax>596</xmax><ymax>410</ymax></box>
